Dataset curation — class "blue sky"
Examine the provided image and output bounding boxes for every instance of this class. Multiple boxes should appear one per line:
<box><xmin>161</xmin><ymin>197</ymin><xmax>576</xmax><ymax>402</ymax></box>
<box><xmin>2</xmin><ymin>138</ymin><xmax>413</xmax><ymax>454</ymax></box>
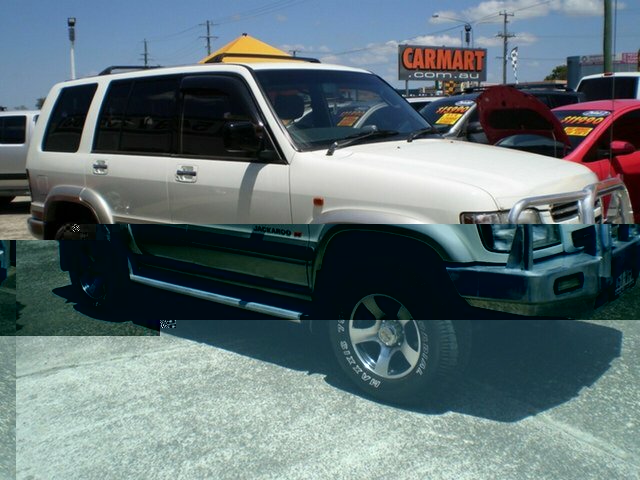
<box><xmin>1</xmin><ymin>0</ymin><xmax>638</xmax><ymax>109</ymax></box>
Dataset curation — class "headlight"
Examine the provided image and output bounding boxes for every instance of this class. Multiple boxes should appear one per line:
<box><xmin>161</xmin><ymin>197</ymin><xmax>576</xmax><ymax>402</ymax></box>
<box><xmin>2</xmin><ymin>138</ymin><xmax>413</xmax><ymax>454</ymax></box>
<box><xmin>479</xmin><ymin>225</ymin><xmax>562</xmax><ymax>252</ymax></box>
<box><xmin>460</xmin><ymin>208</ymin><xmax>541</xmax><ymax>224</ymax></box>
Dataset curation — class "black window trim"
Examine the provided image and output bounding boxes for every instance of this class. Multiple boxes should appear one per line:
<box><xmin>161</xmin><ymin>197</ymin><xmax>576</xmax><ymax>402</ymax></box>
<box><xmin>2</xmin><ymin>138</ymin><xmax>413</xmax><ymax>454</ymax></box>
<box><xmin>92</xmin><ymin>72</ymin><xmax>285</xmax><ymax>165</ymax></box>
<box><xmin>92</xmin><ymin>75</ymin><xmax>179</xmax><ymax>157</ymax></box>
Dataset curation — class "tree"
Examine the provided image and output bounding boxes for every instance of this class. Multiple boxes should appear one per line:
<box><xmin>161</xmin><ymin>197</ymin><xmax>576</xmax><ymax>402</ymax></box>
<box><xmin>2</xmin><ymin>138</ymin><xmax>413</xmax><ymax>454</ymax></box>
<box><xmin>36</xmin><ymin>97</ymin><xmax>46</xmax><ymax>109</ymax></box>
<box><xmin>545</xmin><ymin>64</ymin><xmax>567</xmax><ymax>81</ymax></box>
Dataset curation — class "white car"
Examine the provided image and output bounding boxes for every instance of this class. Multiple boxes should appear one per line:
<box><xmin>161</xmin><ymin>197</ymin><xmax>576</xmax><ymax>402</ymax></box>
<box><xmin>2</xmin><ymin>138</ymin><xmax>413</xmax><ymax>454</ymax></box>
<box><xmin>26</xmin><ymin>60</ymin><xmax>632</xmax><ymax>238</ymax></box>
<box><xmin>577</xmin><ymin>72</ymin><xmax>640</xmax><ymax>101</ymax></box>
<box><xmin>0</xmin><ymin>110</ymin><xmax>38</xmax><ymax>205</ymax></box>
<box><xmin>404</xmin><ymin>95</ymin><xmax>444</xmax><ymax>111</ymax></box>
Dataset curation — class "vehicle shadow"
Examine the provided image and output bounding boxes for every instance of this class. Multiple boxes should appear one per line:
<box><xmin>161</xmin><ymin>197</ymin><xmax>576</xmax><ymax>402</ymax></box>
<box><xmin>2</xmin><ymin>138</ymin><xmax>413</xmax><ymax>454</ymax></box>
<box><xmin>158</xmin><ymin>318</ymin><xmax>622</xmax><ymax>423</ymax></box>
<box><xmin>49</xmin><ymin>282</ymin><xmax>272</xmax><ymax>332</ymax></box>
<box><xmin>0</xmin><ymin>198</ymin><xmax>30</xmax><ymax>215</ymax></box>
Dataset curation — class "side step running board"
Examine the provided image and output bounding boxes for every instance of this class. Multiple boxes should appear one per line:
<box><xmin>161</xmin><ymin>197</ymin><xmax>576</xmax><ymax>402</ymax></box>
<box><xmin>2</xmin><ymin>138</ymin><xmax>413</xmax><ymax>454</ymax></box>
<box><xmin>129</xmin><ymin>273</ymin><xmax>304</xmax><ymax>321</ymax></box>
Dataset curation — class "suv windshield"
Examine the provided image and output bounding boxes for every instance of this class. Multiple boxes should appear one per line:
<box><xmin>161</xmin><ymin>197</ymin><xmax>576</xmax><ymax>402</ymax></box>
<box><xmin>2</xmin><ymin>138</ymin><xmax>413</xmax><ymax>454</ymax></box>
<box><xmin>255</xmin><ymin>69</ymin><xmax>432</xmax><ymax>151</ymax></box>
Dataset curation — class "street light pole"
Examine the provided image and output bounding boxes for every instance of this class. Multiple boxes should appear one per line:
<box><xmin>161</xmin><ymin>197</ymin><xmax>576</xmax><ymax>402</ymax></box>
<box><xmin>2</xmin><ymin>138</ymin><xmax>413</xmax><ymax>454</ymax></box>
<box><xmin>67</xmin><ymin>17</ymin><xmax>76</xmax><ymax>80</ymax></box>
<box><xmin>431</xmin><ymin>14</ymin><xmax>473</xmax><ymax>48</ymax></box>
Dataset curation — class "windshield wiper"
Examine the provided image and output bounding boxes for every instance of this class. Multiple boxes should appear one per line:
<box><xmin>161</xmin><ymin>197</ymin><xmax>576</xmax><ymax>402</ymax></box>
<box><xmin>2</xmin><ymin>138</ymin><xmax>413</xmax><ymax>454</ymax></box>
<box><xmin>407</xmin><ymin>127</ymin><xmax>440</xmax><ymax>143</ymax></box>
<box><xmin>326</xmin><ymin>126</ymin><xmax>399</xmax><ymax>156</ymax></box>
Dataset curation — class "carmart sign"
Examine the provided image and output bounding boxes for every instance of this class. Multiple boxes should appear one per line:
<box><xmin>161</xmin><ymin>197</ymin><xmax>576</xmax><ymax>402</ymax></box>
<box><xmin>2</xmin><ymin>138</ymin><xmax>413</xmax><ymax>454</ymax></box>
<box><xmin>399</xmin><ymin>45</ymin><xmax>487</xmax><ymax>82</ymax></box>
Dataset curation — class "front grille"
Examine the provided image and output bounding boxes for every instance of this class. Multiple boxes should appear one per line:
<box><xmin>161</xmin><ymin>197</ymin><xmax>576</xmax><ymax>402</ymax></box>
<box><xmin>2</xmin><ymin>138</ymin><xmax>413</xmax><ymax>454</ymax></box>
<box><xmin>550</xmin><ymin>201</ymin><xmax>579</xmax><ymax>222</ymax></box>
<box><xmin>572</xmin><ymin>226</ymin><xmax>596</xmax><ymax>254</ymax></box>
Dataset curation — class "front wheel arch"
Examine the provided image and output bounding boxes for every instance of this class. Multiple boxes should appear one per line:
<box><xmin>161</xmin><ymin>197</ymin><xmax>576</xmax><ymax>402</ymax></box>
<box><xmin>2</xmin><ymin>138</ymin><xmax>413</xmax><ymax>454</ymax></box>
<box><xmin>312</xmin><ymin>230</ymin><xmax>462</xmax><ymax>313</ymax></box>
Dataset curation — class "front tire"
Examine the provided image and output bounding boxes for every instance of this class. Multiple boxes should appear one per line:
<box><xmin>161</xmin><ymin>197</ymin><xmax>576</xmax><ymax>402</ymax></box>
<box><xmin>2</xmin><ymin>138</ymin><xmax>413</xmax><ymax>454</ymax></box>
<box><xmin>327</xmin><ymin>282</ymin><xmax>469</xmax><ymax>404</ymax></box>
<box><xmin>54</xmin><ymin>223</ymin><xmax>97</xmax><ymax>240</ymax></box>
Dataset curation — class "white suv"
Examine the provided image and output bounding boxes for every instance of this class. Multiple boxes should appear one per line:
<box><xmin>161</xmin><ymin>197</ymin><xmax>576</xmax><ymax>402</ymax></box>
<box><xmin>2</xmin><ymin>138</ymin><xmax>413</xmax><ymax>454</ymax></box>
<box><xmin>577</xmin><ymin>72</ymin><xmax>640</xmax><ymax>101</ymax></box>
<box><xmin>26</xmin><ymin>60</ymin><xmax>632</xmax><ymax>238</ymax></box>
<box><xmin>0</xmin><ymin>110</ymin><xmax>38</xmax><ymax>206</ymax></box>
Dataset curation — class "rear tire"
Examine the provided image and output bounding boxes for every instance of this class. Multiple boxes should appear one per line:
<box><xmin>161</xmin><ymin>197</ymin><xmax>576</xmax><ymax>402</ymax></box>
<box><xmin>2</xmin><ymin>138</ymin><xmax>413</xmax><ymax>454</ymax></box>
<box><xmin>65</xmin><ymin>229</ymin><xmax>129</xmax><ymax>308</ymax></box>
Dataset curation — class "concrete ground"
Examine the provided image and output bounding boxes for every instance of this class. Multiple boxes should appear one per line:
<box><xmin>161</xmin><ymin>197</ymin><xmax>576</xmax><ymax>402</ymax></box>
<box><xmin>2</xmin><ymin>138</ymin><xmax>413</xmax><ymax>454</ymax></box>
<box><xmin>0</xmin><ymin>337</ymin><xmax>15</xmax><ymax>480</ymax></box>
<box><xmin>1</xmin><ymin>265</ymin><xmax>16</xmax><ymax>335</ymax></box>
<box><xmin>0</xmin><ymin>266</ymin><xmax>16</xmax><ymax>479</ymax></box>
<box><xmin>15</xmin><ymin>319</ymin><xmax>640</xmax><ymax>480</ymax></box>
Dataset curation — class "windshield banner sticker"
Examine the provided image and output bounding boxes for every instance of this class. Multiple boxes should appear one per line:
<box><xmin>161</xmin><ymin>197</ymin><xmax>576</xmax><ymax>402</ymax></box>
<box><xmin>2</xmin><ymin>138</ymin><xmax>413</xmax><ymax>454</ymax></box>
<box><xmin>560</xmin><ymin>111</ymin><xmax>611</xmax><ymax>136</ymax></box>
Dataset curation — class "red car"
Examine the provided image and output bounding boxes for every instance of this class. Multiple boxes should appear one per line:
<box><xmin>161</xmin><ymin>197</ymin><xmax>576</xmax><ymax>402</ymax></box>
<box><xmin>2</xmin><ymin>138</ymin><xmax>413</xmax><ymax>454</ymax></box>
<box><xmin>477</xmin><ymin>88</ymin><xmax>640</xmax><ymax>222</ymax></box>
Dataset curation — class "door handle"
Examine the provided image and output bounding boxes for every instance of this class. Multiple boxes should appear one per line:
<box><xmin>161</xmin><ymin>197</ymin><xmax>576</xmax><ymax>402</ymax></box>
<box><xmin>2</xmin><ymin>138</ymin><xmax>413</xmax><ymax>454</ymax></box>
<box><xmin>92</xmin><ymin>160</ymin><xmax>108</xmax><ymax>175</ymax></box>
<box><xmin>176</xmin><ymin>165</ymin><xmax>198</xmax><ymax>183</ymax></box>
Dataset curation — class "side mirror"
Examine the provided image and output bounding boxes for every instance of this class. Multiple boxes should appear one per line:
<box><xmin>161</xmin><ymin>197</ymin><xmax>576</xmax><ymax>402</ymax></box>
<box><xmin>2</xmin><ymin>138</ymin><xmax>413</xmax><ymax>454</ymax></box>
<box><xmin>223</xmin><ymin>121</ymin><xmax>263</xmax><ymax>154</ymax></box>
<box><xmin>467</xmin><ymin>121</ymin><xmax>484</xmax><ymax>134</ymax></box>
<box><xmin>610</xmin><ymin>140</ymin><xmax>635</xmax><ymax>156</ymax></box>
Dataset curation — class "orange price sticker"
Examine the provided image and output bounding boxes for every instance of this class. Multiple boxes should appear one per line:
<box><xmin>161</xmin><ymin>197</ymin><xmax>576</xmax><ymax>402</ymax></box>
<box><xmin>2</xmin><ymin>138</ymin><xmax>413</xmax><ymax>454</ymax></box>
<box><xmin>564</xmin><ymin>126</ymin><xmax>593</xmax><ymax>137</ymax></box>
<box><xmin>435</xmin><ymin>113</ymin><xmax>463</xmax><ymax>125</ymax></box>
<box><xmin>337</xmin><ymin>112</ymin><xmax>364</xmax><ymax>127</ymax></box>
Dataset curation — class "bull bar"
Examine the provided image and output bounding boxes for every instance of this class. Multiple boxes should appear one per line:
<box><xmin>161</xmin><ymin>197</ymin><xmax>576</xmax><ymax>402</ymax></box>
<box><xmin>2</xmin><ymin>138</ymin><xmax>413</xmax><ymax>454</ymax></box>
<box><xmin>507</xmin><ymin>178</ymin><xmax>633</xmax><ymax>224</ymax></box>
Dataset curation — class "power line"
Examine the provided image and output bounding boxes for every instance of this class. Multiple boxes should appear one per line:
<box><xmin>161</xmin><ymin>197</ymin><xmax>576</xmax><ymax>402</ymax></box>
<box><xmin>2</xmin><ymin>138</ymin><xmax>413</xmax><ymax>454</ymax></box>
<box><xmin>212</xmin><ymin>0</ymin><xmax>311</xmax><ymax>24</ymax></box>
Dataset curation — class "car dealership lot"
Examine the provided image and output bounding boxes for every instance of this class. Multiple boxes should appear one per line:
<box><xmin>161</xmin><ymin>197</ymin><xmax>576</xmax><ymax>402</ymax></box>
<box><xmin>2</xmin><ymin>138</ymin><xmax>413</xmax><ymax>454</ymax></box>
<box><xmin>15</xmin><ymin>319</ymin><xmax>640</xmax><ymax>480</ymax></box>
<box><xmin>13</xmin><ymin>240</ymin><xmax>640</xmax><ymax>479</ymax></box>
<box><xmin>0</xmin><ymin>196</ymin><xmax>32</xmax><ymax>240</ymax></box>
<box><xmin>0</xmin><ymin>336</ymin><xmax>15</xmax><ymax>480</ymax></box>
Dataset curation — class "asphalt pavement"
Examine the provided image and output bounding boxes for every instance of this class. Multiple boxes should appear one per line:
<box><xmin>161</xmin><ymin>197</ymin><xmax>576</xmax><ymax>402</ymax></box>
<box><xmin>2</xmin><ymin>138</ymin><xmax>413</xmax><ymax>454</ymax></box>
<box><xmin>14</xmin><ymin>319</ymin><xmax>640</xmax><ymax>480</ymax></box>
<box><xmin>0</xmin><ymin>197</ymin><xmax>32</xmax><ymax>240</ymax></box>
<box><xmin>0</xmin><ymin>337</ymin><xmax>15</xmax><ymax>480</ymax></box>
<box><xmin>11</xmin><ymin>241</ymin><xmax>640</xmax><ymax>479</ymax></box>
<box><xmin>0</xmin><ymin>266</ymin><xmax>16</xmax><ymax>479</ymax></box>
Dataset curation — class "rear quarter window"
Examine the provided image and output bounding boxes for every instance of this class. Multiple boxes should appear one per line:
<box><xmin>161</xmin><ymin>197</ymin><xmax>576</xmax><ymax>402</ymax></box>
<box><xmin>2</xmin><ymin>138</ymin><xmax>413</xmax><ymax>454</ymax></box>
<box><xmin>43</xmin><ymin>84</ymin><xmax>98</xmax><ymax>152</ymax></box>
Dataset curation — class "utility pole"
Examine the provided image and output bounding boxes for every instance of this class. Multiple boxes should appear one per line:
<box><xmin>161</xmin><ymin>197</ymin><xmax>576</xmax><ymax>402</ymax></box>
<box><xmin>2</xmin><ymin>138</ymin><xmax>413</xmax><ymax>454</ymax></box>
<box><xmin>200</xmin><ymin>20</ymin><xmax>218</xmax><ymax>56</ymax></box>
<box><xmin>497</xmin><ymin>11</ymin><xmax>515</xmax><ymax>84</ymax></box>
<box><xmin>141</xmin><ymin>39</ymin><xmax>150</xmax><ymax>67</ymax></box>
<box><xmin>603</xmin><ymin>0</ymin><xmax>613</xmax><ymax>72</ymax></box>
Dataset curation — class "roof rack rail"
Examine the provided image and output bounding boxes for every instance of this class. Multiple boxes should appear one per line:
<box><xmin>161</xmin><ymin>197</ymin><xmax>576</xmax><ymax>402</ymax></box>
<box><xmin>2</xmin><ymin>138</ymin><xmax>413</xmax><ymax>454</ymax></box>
<box><xmin>206</xmin><ymin>53</ymin><xmax>320</xmax><ymax>64</ymax></box>
<box><xmin>99</xmin><ymin>65</ymin><xmax>163</xmax><ymax>76</ymax></box>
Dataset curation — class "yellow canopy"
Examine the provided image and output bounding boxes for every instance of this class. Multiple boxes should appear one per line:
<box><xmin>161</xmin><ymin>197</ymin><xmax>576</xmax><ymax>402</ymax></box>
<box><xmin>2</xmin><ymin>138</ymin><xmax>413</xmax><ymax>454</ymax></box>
<box><xmin>199</xmin><ymin>33</ymin><xmax>293</xmax><ymax>64</ymax></box>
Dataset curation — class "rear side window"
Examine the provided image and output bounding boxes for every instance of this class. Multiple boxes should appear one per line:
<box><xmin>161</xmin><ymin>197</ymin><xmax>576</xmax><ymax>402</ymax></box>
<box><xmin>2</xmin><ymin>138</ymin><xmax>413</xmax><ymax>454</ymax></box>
<box><xmin>0</xmin><ymin>116</ymin><xmax>26</xmax><ymax>144</ymax></box>
<box><xmin>94</xmin><ymin>76</ymin><xmax>179</xmax><ymax>154</ymax></box>
<box><xmin>43</xmin><ymin>84</ymin><xmax>97</xmax><ymax>152</ymax></box>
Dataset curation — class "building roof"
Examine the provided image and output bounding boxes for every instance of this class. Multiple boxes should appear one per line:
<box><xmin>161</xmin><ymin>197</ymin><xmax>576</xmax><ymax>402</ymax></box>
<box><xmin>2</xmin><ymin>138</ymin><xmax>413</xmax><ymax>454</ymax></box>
<box><xmin>199</xmin><ymin>33</ymin><xmax>293</xmax><ymax>64</ymax></box>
